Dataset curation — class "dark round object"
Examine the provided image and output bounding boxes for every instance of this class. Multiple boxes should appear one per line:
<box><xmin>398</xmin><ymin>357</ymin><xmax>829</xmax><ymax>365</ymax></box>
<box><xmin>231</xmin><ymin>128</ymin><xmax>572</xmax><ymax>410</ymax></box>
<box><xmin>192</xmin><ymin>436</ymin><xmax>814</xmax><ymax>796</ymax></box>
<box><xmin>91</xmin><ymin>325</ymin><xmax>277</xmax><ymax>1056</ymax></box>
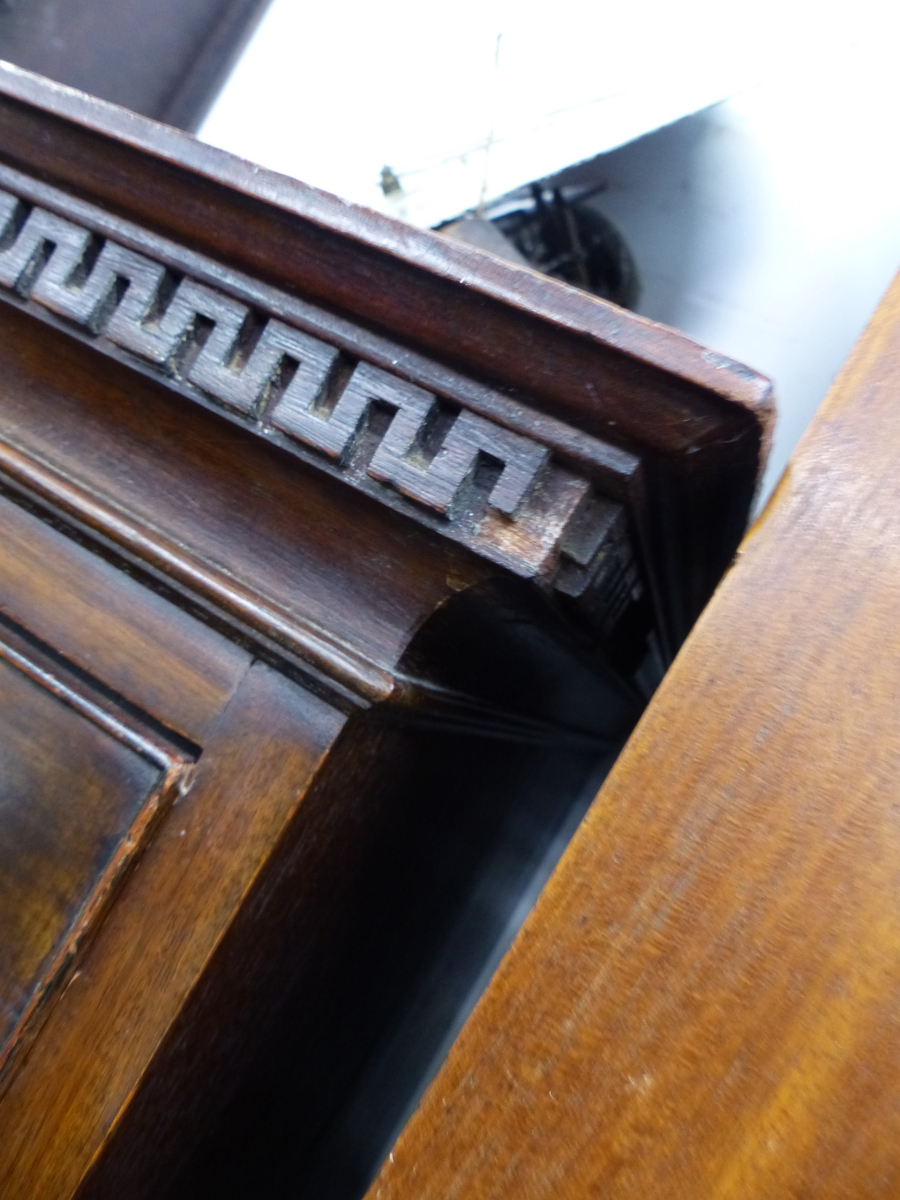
<box><xmin>490</xmin><ymin>185</ymin><xmax>639</xmax><ymax>310</ymax></box>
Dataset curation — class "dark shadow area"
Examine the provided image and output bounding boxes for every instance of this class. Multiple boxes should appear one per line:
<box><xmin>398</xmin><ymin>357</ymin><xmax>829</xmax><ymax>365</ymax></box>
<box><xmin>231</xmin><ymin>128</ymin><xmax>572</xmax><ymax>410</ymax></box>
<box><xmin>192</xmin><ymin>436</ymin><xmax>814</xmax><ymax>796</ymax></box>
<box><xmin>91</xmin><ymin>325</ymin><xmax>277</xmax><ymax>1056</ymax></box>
<box><xmin>168</xmin><ymin>721</ymin><xmax>616</xmax><ymax>1200</ymax></box>
<box><xmin>530</xmin><ymin>108</ymin><xmax>718</xmax><ymax>329</ymax></box>
<box><xmin>97</xmin><ymin>580</ymin><xmax>650</xmax><ymax>1200</ymax></box>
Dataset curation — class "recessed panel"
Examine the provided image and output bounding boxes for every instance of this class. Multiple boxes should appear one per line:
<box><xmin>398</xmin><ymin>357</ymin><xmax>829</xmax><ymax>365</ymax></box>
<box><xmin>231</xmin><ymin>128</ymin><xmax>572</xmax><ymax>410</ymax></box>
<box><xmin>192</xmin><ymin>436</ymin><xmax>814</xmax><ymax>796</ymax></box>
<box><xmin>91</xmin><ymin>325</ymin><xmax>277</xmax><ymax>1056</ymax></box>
<box><xmin>0</xmin><ymin>656</ymin><xmax>162</xmax><ymax>1052</ymax></box>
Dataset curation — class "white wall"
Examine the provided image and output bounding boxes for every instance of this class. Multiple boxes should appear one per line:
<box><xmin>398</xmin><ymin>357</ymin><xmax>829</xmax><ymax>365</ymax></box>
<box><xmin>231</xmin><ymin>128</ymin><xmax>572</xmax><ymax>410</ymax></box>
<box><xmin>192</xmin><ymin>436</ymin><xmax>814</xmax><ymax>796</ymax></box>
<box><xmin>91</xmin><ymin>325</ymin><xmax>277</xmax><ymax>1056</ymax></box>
<box><xmin>199</xmin><ymin>0</ymin><xmax>780</xmax><ymax>226</ymax></box>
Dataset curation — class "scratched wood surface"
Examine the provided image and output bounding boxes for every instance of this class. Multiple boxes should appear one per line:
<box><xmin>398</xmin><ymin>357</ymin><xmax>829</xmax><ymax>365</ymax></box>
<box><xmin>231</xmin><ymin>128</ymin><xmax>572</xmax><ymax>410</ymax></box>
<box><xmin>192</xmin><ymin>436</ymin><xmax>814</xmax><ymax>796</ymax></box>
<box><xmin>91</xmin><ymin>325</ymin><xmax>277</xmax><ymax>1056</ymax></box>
<box><xmin>367</xmin><ymin>273</ymin><xmax>900</xmax><ymax>1200</ymax></box>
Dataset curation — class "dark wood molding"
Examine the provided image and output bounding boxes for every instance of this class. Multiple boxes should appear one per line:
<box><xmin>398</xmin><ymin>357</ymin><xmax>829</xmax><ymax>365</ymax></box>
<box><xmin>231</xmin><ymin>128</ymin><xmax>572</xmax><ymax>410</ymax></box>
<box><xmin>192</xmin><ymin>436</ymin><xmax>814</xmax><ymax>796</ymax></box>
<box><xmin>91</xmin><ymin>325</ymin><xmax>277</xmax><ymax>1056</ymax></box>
<box><xmin>0</xmin><ymin>62</ymin><xmax>773</xmax><ymax>655</ymax></box>
<box><xmin>0</xmin><ymin>163</ymin><xmax>639</xmax><ymax>614</ymax></box>
<box><xmin>0</xmin><ymin>64</ymin><xmax>775</xmax><ymax>1200</ymax></box>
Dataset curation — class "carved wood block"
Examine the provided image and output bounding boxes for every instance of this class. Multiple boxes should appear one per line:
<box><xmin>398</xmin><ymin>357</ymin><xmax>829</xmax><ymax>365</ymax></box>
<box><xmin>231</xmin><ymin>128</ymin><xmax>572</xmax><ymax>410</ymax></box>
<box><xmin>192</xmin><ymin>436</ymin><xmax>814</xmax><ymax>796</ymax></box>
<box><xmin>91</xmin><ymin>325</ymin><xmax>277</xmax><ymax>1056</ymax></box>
<box><xmin>0</xmin><ymin>62</ymin><xmax>772</xmax><ymax>1200</ymax></box>
<box><xmin>0</xmin><ymin>177</ymin><xmax>623</xmax><ymax>594</ymax></box>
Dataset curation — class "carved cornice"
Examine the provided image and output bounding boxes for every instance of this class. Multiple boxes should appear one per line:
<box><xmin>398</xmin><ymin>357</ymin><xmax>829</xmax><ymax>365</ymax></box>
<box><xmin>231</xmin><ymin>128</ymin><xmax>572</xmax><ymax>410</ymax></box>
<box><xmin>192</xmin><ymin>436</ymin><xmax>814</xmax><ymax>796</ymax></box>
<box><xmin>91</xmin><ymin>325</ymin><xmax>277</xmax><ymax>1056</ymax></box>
<box><xmin>0</xmin><ymin>164</ymin><xmax>640</xmax><ymax>621</ymax></box>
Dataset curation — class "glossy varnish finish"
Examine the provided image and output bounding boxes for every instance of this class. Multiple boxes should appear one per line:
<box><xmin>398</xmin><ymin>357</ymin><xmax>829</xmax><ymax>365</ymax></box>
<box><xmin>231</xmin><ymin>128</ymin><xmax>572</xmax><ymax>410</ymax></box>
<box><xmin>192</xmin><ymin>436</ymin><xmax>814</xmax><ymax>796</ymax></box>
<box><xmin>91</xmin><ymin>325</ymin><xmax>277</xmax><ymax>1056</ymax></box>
<box><xmin>0</xmin><ymin>664</ymin><xmax>343</xmax><ymax>1200</ymax></box>
<box><xmin>368</xmin><ymin>274</ymin><xmax>900</xmax><ymax>1198</ymax></box>
<box><xmin>0</xmin><ymin>649</ymin><xmax>164</xmax><ymax>1057</ymax></box>
<box><xmin>0</xmin><ymin>492</ymin><xmax>248</xmax><ymax>742</ymax></box>
<box><xmin>0</xmin><ymin>64</ymin><xmax>772</xmax><ymax>1199</ymax></box>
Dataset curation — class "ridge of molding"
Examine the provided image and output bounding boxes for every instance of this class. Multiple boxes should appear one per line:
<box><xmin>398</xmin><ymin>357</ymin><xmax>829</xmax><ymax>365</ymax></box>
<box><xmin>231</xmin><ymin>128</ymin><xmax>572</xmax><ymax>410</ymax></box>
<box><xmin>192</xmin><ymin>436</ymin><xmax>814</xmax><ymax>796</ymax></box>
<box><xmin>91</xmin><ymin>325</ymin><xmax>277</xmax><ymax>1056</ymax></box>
<box><xmin>0</xmin><ymin>165</ymin><xmax>640</xmax><ymax>620</ymax></box>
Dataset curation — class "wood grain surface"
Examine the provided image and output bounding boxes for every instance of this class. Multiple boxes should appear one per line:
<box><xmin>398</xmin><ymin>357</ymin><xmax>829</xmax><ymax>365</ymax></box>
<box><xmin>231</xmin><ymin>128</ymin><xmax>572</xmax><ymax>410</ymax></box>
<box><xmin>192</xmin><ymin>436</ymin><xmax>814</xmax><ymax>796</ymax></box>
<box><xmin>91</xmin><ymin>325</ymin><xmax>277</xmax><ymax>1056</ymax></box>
<box><xmin>367</xmin><ymin>274</ymin><xmax>900</xmax><ymax>1199</ymax></box>
<box><xmin>0</xmin><ymin>493</ymin><xmax>249</xmax><ymax>743</ymax></box>
<box><xmin>0</xmin><ymin>655</ymin><xmax>161</xmax><ymax>1051</ymax></box>
<box><xmin>0</xmin><ymin>65</ymin><xmax>779</xmax><ymax>1199</ymax></box>
<box><xmin>0</xmin><ymin>663</ymin><xmax>344</xmax><ymax>1200</ymax></box>
<box><xmin>0</xmin><ymin>61</ymin><xmax>773</xmax><ymax>649</ymax></box>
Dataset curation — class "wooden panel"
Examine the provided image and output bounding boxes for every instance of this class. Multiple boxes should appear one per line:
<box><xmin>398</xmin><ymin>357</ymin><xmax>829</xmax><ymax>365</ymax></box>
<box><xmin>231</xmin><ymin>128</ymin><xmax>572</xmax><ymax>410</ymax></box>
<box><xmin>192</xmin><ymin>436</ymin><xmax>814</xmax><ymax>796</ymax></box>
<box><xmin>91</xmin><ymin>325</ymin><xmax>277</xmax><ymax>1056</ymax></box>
<box><xmin>0</xmin><ymin>655</ymin><xmax>160</xmax><ymax>1049</ymax></box>
<box><xmin>0</xmin><ymin>621</ymin><xmax>193</xmax><ymax>1092</ymax></box>
<box><xmin>366</xmin><ymin>277</ymin><xmax>900</xmax><ymax>1198</ymax></box>
<box><xmin>0</xmin><ymin>493</ymin><xmax>250</xmax><ymax>742</ymax></box>
<box><xmin>0</xmin><ymin>661</ymin><xmax>345</xmax><ymax>1200</ymax></box>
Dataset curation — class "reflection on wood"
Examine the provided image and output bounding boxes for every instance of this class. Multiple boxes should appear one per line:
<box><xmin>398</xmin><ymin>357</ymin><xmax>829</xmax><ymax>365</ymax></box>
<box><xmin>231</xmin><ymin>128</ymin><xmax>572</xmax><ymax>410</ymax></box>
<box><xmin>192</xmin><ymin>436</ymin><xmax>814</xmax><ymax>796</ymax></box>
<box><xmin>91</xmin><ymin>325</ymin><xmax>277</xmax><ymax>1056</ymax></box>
<box><xmin>0</xmin><ymin>628</ymin><xmax>192</xmax><ymax>1091</ymax></box>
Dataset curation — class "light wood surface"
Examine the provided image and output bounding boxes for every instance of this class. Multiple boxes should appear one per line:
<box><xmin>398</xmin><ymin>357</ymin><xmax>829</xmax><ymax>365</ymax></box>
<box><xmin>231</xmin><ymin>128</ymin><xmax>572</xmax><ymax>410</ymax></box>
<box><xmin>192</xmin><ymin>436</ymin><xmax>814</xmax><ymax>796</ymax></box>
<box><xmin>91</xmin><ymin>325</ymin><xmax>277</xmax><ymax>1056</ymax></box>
<box><xmin>368</xmin><ymin>273</ymin><xmax>900</xmax><ymax>1199</ymax></box>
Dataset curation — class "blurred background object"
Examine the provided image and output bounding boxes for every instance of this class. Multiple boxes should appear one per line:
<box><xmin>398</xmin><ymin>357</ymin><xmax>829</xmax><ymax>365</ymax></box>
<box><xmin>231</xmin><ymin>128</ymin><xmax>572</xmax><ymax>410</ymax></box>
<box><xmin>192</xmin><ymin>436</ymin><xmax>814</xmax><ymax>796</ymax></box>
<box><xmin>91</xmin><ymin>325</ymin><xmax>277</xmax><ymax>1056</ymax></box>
<box><xmin>441</xmin><ymin>186</ymin><xmax>640</xmax><ymax>310</ymax></box>
<box><xmin>0</xmin><ymin>0</ymin><xmax>270</xmax><ymax>130</ymax></box>
<box><xmin>199</xmin><ymin>0</ymin><xmax>768</xmax><ymax>224</ymax></box>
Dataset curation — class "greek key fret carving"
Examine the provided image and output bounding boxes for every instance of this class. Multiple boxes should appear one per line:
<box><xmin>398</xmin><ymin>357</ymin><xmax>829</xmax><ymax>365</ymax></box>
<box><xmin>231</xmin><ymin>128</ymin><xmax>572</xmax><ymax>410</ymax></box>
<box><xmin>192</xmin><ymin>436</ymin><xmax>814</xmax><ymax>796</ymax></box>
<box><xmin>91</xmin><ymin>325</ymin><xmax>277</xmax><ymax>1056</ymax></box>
<box><xmin>0</xmin><ymin>201</ymin><xmax>94</xmax><ymax>304</ymax></box>
<box><xmin>368</xmin><ymin>380</ymin><xmax>548</xmax><ymax>517</ymax></box>
<box><xmin>268</xmin><ymin>347</ymin><xmax>384</xmax><ymax>456</ymax></box>
<box><xmin>39</xmin><ymin>238</ymin><xmax>164</xmax><ymax>334</ymax></box>
<box><xmin>0</xmin><ymin>183</ymin><xmax>631</xmax><ymax>590</ymax></box>
<box><xmin>176</xmin><ymin>283</ymin><xmax>252</xmax><ymax>399</ymax></box>
<box><xmin>205</xmin><ymin>318</ymin><xmax>339</xmax><ymax>417</ymax></box>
